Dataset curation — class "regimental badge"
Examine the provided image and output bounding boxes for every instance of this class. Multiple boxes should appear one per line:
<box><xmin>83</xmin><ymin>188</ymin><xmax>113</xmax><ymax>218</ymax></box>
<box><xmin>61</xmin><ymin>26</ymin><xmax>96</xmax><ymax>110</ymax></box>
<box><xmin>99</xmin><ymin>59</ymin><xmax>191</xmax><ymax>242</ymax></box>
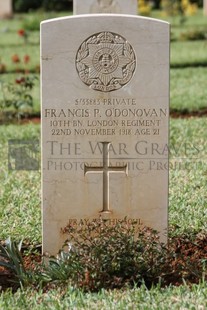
<box><xmin>76</xmin><ymin>32</ymin><xmax>136</xmax><ymax>92</ymax></box>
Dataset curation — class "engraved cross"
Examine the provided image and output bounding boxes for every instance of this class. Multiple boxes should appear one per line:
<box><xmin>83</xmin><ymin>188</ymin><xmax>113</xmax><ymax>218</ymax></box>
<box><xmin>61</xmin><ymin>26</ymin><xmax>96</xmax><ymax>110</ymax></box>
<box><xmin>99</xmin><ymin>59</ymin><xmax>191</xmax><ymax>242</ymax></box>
<box><xmin>84</xmin><ymin>142</ymin><xmax>128</xmax><ymax>213</ymax></box>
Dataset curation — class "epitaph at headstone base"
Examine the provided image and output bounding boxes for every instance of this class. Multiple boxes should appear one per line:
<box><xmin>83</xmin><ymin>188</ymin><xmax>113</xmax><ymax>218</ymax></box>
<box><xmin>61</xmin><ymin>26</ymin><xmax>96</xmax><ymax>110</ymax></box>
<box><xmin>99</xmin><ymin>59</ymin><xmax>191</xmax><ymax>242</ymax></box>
<box><xmin>41</xmin><ymin>14</ymin><xmax>170</xmax><ymax>255</ymax></box>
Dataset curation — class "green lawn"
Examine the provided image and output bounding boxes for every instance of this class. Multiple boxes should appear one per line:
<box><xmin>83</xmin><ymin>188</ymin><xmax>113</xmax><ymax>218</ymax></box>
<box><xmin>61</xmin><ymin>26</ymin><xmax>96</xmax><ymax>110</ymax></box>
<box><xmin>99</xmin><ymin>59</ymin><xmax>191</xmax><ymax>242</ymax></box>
<box><xmin>0</xmin><ymin>9</ymin><xmax>206</xmax><ymax>308</ymax></box>
<box><xmin>171</xmin><ymin>41</ymin><xmax>207</xmax><ymax>67</ymax></box>
<box><xmin>0</xmin><ymin>44</ymin><xmax>39</xmax><ymax>73</ymax></box>
<box><xmin>0</xmin><ymin>124</ymin><xmax>41</xmax><ymax>245</ymax></box>
<box><xmin>152</xmin><ymin>8</ymin><xmax>207</xmax><ymax>35</ymax></box>
<box><xmin>0</xmin><ymin>118</ymin><xmax>206</xmax><ymax>245</ymax></box>
<box><xmin>0</xmin><ymin>73</ymin><xmax>40</xmax><ymax>112</ymax></box>
<box><xmin>170</xmin><ymin>67</ymin><xmax>207</xmax><ymax>111</ymax></box>
<box><xmin>1</xmin><ymin>9</ymin><xmax>207</xmax><ymax>114</ymax></box>
<box><xmin>1</xmin><ymin>20</ymin><xmax>207</xmax><ymax>72</ymax></box>
<box><xmin>1</xmin><ymin>68</ymin><xmax>206</xmax><ymax>115</ymax></box>
<box><xmin>2</xmin><ymin>69</ymin><xmax>206</xmax><ymax>115</ymax></box>
<box><xmin>169</xmin><ymin>118</ymin><xmax>207</xmax><ymax>236</ymax></box>
<box><xmin>0</xmin><ymin>282</ymin><xmax>206</xmax><ymax>309</ymax></box>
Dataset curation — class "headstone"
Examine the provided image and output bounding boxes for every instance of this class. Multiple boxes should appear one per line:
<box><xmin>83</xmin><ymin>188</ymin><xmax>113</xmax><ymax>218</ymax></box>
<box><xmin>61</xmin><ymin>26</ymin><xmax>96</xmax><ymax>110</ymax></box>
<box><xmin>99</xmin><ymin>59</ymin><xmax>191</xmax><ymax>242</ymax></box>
<box><xmin>41</xmin><ymin>14</ymin><xmax>170</xmax><ymax>255</ymax></box>
<box><xmin>204</xmin><ymin>0</ymin><xmax>207</xmax><ymax>15</ymax></box>
<box><xmin>0</xmin><ymin>0</ymin><xmax>12</xmax><ymax>19</ymax></box>
<box><xmin>73</xmin><ymin>0</ymin><xmax>137</xmax><ymax>15</ymax></box>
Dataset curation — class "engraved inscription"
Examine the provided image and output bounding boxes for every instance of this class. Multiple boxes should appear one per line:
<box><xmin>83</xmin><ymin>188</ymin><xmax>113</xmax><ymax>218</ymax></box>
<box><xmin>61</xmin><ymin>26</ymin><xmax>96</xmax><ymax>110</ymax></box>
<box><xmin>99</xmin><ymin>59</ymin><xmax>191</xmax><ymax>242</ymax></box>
<box><xmin>84</xmin><ymin>142</ymin><xmax>128</xmax><ymax>213</ymax></box>
<box><xmin>62</xmin><ymin>218</ymin><xmax>143</xmax><ymax>231</ymax></box>
<box><xmin>44</xmin><ymin>106</ymin><xmax>167</xmax><ymax>136</ymax></box>
<box><xmin>76</xmin><ymin>32</ymin><xmax>136</xmax><ymax>92</ymax></box>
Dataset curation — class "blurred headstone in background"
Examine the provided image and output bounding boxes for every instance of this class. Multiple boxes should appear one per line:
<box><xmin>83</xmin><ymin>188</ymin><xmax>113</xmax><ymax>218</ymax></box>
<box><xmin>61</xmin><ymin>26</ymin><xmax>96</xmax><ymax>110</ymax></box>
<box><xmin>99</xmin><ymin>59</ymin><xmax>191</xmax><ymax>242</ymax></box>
<box><xmin>73</xmin><ymin>0</ymin><xmax>137</xmax><ymax>15</ymax></box>
<box><xmin>204</xmin><ymin>0</ymin><xmax>207</xmax><ymax>15</ymax></box>
<box><xmin>0</xmin><ymin>0</ymin><xmax>13</xmax><ymax>19</ymax></box>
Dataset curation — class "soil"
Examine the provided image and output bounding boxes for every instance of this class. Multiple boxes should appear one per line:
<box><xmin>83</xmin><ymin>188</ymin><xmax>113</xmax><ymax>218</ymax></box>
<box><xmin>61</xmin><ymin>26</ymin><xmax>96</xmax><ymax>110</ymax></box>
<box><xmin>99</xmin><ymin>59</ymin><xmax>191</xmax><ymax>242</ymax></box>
<box><xmin>170</xmin><ymin>108</ymin><xmax>207</xmax><ymax>118</ymax></box>
<box><xmin>164</xmin><ymin>233</ymin><xmax>207</xmax><ymax>286</ymax></box>
<box><xmin>20</xmin><ymin>117</ymin><xmax>41</xmax><ymax>124</ymax></box>
<box><xmin>0</xmin><ymin>234</ymin><xmax>206</xmax><ymax>292</ymax></box>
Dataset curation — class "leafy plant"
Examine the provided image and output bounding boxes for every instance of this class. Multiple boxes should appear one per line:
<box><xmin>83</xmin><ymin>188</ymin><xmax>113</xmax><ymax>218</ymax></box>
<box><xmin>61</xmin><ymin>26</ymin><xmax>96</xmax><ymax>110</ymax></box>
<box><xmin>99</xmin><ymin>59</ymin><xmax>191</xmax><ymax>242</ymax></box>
<box><xmin>161</xmin><ymin>0</ymin><xmax>197</xmax><ymax>24</ymax></box>
<box><xmin>41</xmin><ymin>219</ymin><xmax>167</xmax><ymax>291</ymax></box>
<box><xmin>0</xmin><ymin>238</ymin><xmax>26</xmax><ymax>287</ymax></box>
<box><xmin>0</xmin><ymin>238</ymin><xmax>43</xmax><ymax>289</ymax></box>
<box><xmin>138</xmin><ymin>0</ymin><xmax>152</xmax><ymax>16</ymax></box>
<box><xmin>42</xmin><ymin>0</ymin><xmax>72</xmax><ymax>12</ymax></box>
<box><xmin>13</xmin><ymin>0</ymin><xmax>42</xmax><ymax>12</ymax></box>
<box><xmin>0</xmin><ymin>57</ymin><xmax>6</xmax><ymax>73</ymax></box>
<box><xmin>17</xmin><ymin>28</ymin><xmax>29</xmax><ymax>44</ymax></box>
<box><xmin>11</xmin><ymin>53</ymin><xmax>32</xmax><ymax>73</ymax></box>
<box><xmin>40</xmin><ymin>219</ymin><xmax>206</xmax><ymax>292</ymax></box>
<box><xmin>0</xmin><ymin>75</ymin><xmax>38</xmax><ymax>120</ymax></box>
<box><xmin>21</xmin><ymin>16</ymin><xmax>41</xmax><ymax>32</ymax></box>
<box><xmin>40</xmin><ymin>250</ymin><xmax>84</xmax><ymax>287</ymax></box>
<box><xmin>180</xmin><ymin>29</ymin><xmax>207</xmax><ymax>41</ymax></box>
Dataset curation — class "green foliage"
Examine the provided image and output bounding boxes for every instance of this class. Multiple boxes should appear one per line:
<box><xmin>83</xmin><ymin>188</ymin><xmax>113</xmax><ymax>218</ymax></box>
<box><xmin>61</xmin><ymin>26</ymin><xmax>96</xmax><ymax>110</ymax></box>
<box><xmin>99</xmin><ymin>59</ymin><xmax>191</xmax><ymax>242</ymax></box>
<box><xmin>0</xmin><ymin>238</ymin><xmax>43</xmax><ymax>289</ymax></box>
<box><xmin>179</xmin><ymin>28</ymin><xmax>207</xmax><ymax>41</ymax></box>
<box><xmin>0</xmin><ymin>9</ymin><xmax>206</xmax><ymax>304</ymax></box>
<box><xmin>40</xmin><ymin>219</ymin><xmax>206</xmax><ymax>292</ymax></box>
<box><xmin>0</xmin><ymin>282</ymin><xmax>206</xmax><ymax>309</ymax></box>
<box><xmin>13</xmin><ymin>0</ymin><xmax>42</xmax><ymax>12</ymax></box>
<box><xmin>0</xmin><ymin>238</ymin><xmax>26</xmax><ymax>286</ymax></box>
<box><xmin>171</xmin><ymin>40</ymin><xmax>207</xmax><ymax>67</ymax></box>
<box><xmin>169</xmin><ymin>118</ymin><xmax>207</xmax><ymax>237</ymax></box>
<box><xmin>0</xmin><ymin>119</ymin><xmax>206</xmax><ymax>249</ymax></box>
<box><xmin>0</xmin><ymin>75</ymin><xmax>38</xmax><ymax>119</ymax></box>
<box><xmin>42</xmin><ymin>0</ymin><xmax>72</xmax><ymax>11</ymax></box>
<box><xmin>0</xmin><ymin>124</ymin><xmax>41</xmax><ymax>245</ymax></box>
<box><xmin>161</xmin><ymin>0</ymin><xmax>198</xmax><ymax>25</ymax></box>
<box><xmin>21</xmin><ymin>16</ymin><xmax>42</xmax><ymax>32</ymax></box>
<box><xmin>41</xmin><ymin>219</ymin><xmax>166</xmax><ymax>291</ymax></box>
<box><xmin>0</xmin><ymin>221</ymin><xmax>206</xmax><ymax>293</ymax></box>
<box><xmin>170</xmin><ymin>67</ymin><xmax>207</xmax><ymax>112</ymax></box>
<box><xmin>40</xmin><ymin>250</ymin><xmax>84</xmax><ymax>285</ymax></box>
<box><xmin>0</xmin><ymin>10</ymin><xmax>207</xmax><ymax>115</ymax></box>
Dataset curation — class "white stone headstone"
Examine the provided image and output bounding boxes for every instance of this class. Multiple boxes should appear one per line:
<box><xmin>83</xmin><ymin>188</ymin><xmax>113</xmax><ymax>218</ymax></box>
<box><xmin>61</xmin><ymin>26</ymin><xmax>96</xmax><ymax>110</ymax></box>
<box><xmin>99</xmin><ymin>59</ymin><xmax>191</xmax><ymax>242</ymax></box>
<box><xmin>204</xmin><ymin>0</ymin><xmax>207</xmax><ymax>15</ymax></box>
<box><xmin>74</xmin><ymin>0</ymin><xmax>137</xmax><ymax>15</ymax></box>
<box><xmin>0</xmin><ymin>0</ymin><xmax>12</xmax><ymax>18</ymax></box>
<box><xmin>41</xmin><ymin>14</ymin><xmax>170</xmax><ymax>255</ymax></box>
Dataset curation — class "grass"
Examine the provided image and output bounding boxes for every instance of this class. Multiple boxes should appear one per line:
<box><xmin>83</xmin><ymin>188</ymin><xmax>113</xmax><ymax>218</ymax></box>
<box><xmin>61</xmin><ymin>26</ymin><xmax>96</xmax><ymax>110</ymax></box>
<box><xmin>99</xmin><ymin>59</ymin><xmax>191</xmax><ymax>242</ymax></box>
<box><xmin>0</xmin><ymin>8</ymin><xmax>206</xmax><ymax>308</ymax></box>
<box><xmin>0</xmin><ymin>44</ymin><xmax>40</xmax><ymax>73</ymax></box>
<box><xmin>0</xmin><ymin>31</ymin><xmax>39</xmax><ymax>48</ymax></box>
<box><xmin>0</xmin><ymin>73</ymin><xmax>40</xmax><ymax>113</ymax></box>
<box><xmin>0</xmin><ymin>124</ymin><xmax>41</xmax><ymax>245</ymax></box>
<box><xmin>171</xmin><ymin>40</ymin><xmax>207</xmax><ymax>67</ymax></box>
<box><xmin>0</xmin><ymin>11</ymin><xmax>72</xmax><ymax>31</ymax></box>
<box><xmin>0</xmin><ymin>9</ymin><xmax>207</xmax><ymax>114</ymax></box>
<box><xmin>1</xmin><ymin>68</ymin><xmax>206</xmax><ymax>115</ymax></box>
<box><xmin>170</xmin><ymin>67</ymin><xmax>207</xmax><ymax>111</ymax></box>
<box><xmin>152</xmin><ymin>8</ymin><xmax>207</xmax><ymax>26</ymax></box>
<box><xmin>169</xmin><ymin>118</ymin><xmax>207</xmax><ymax>237</ymax></box>
<box><xmin>0</xmin><ymin>282</ymin><xmax>206</xmax><ymax>309</ymax></box>
<box><xmin>0</xmin><ymin>118</ymin><xmax>206</xmax><ymax>245</ymax></box>
<box><xmin>1</xmin><ymin>20</ymin><xmax>207</xmax><ymax>71</ymax></box>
